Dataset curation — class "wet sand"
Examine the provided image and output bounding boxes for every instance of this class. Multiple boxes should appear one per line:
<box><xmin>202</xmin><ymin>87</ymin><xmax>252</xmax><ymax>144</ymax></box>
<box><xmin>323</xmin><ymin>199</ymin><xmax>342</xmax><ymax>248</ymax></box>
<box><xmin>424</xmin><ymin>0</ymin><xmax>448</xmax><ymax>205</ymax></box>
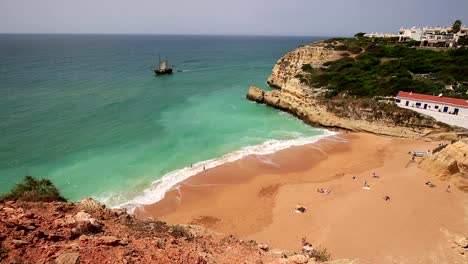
<box><xmin>135</xmin><ymin>133</ymin><xmax>467</xmax><ymax>263</ymax></box>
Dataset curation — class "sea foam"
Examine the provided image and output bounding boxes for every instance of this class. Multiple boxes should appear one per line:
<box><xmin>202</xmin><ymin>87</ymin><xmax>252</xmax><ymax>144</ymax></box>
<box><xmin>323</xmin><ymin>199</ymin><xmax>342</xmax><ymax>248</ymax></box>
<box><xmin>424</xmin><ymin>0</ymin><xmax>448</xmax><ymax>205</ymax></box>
<box><xmin>110</xmin><ymin>130</ymin><xmax>337</xmax><ymax>213</ymax></box>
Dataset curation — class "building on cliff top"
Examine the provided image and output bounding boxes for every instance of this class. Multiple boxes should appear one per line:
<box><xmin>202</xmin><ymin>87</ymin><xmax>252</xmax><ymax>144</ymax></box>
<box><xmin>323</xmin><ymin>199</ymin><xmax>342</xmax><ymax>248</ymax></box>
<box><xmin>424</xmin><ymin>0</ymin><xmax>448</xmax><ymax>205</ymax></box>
<box><xmin>396</xmin><ymin>91</ymin><xmax>468</xmax><ymax>116</ymax></box>
<box><xmin>365</xmin><ymin>25</ymin><xmax>468</xmax><ymax>48</ymax></box>
<box><xmin>398</xmin><ymin>26</ymin><xmax>468</xmax><ymax>48</ymax></box>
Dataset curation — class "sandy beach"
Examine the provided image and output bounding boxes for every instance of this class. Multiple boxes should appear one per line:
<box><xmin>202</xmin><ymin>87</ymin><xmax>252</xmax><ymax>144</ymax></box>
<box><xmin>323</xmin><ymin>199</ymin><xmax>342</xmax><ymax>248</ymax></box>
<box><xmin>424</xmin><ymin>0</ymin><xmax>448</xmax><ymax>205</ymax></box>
<box><xmin>135</xmin><ymin>133</ymin><xmax>467</xmax><ymax>263</ymax></box>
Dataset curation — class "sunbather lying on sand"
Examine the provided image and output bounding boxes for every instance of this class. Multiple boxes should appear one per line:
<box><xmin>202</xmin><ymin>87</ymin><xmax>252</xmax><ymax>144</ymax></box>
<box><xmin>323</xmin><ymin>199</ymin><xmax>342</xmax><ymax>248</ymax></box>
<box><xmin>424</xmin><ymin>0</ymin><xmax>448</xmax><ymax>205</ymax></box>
<box><xmin>425</xmin><ymin>181</ymin><xmax>436</xmax><ymax>188</ymax></box>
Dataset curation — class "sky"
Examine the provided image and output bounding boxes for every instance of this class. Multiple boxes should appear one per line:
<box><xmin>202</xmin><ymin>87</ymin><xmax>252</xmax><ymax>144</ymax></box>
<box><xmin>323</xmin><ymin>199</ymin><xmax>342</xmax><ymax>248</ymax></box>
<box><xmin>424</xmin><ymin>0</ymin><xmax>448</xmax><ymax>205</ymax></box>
<box><xmin>1</xmin><ymin>0</ymin><xmax>467</xmax><ymax>36</ymax></box>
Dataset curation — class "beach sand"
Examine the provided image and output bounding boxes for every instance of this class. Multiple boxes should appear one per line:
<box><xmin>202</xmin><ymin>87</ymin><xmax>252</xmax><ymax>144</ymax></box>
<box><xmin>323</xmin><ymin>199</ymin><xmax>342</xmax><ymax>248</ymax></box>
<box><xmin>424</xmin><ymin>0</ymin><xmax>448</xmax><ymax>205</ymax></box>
<box><xmin>135</xmin><ymin>133</ymin><xmax>467</xmax><ymax>263</ymax></box>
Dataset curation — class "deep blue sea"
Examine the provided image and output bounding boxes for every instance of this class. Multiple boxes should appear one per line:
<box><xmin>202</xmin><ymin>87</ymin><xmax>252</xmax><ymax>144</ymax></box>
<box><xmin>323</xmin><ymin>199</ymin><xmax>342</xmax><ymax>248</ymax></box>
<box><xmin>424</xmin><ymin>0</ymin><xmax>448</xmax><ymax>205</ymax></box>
<box><xmin>0</xmin><ymin>34</ymin><xmax>329</xmax><ymax>208</ymax></box>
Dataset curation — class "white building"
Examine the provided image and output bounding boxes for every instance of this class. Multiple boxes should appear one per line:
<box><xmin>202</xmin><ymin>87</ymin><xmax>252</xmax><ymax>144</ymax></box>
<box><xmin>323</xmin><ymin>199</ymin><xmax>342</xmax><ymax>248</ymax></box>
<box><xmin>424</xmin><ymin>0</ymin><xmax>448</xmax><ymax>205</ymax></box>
<box><xmin>398</xmin><ymin>27</ymin><xmax>423</xmax><ymax>42</ymax></box>
<box><xmin>395</xmin><ymin>91</ymin><xmax>468</xmax><ymax>116</ymax></box>
<box><xmin>398</xmin><ymin>26</ymin><xmax>468</xmax><ymax>47</ymax></box>
<box><xmin>364</xmin><ymin>32</ymin><xmax>399</xmax><ymax>39</ymax></box>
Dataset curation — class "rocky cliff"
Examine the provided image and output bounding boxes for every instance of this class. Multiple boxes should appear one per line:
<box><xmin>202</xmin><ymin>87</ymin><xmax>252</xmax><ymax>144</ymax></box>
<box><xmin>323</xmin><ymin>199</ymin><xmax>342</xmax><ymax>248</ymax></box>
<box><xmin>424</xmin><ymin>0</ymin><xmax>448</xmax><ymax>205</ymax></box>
<box><xmin>266</xmin><ymin>43</ymin><xmax>339</xmax><ymax>96</ymax></box>
<box><xmin>247</xmin><ymin>41</ymin><xmax>461</xmax><ymax>138</ymax></box>
<box><xmin>419</xmin><ymin>139</ymin><xmax>468</xmax><ymax>192</ymax></box>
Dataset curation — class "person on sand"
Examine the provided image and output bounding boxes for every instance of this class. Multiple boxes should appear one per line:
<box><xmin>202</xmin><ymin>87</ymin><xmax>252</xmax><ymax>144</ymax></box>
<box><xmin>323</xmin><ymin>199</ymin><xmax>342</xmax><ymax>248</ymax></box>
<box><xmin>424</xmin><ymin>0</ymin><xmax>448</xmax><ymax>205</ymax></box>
<box><xmin>295</xmin><ymin>203</ymin><xmax>307</xmax><ymax>213</ymax></box>
<box><xmin>383</xmin><ymin>195</ymin><xmax>390</xmax><ymax>201</ymax></box>
<box><xmin>364</xmin><ymin>181</ymin><xmax>369</xmax><ymax>188</ymax></box>
<box><xmin>203</xmin><ymin>166</ymin><xmax>205</xmax><ymax>171</ymax></box>
<box><xmin>352</xmin><ymin>176</ymin><xmax>357</xmax><ymax>180</ymax></box>
<box><xmin>301</xmin><ymin>238</ymin><xmax>314</xmax><ymax>253</ymax></box>
<box><xmin>372</xmin><ymin>172</ymin><xmax>379</xmax><ymax>178</ymax></box>
<box><xmin>446</xmin><ymin>185</ymin><xmax>451</xmax><ymax>192</ymax></box>
<box><xmin>425</xmin><ymin>181</ymin><xmax>435</xmax><ymax>188</ymax></box>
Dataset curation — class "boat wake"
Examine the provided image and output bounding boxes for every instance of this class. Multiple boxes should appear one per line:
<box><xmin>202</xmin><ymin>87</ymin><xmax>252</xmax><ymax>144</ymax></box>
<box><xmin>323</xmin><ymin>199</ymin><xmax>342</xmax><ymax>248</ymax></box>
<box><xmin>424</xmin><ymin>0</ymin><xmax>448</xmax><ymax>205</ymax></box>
<box><xmin>105</xmin><ymin>130</ymin><xmax>337</xmax><ymax>213</ymax></box>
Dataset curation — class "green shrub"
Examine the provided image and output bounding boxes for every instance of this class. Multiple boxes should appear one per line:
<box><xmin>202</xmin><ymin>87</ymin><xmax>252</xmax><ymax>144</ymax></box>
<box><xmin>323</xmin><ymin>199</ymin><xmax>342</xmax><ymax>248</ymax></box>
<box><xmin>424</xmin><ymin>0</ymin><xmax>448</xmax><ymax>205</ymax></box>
<box><xmin>0</xmin><ymin>176</ymin><xmax>67</xmax><ymax>202</ymax></box>
<box><xmin>406</xmin><ymin>40</ymin><xmax>421</xmax><ymax>47</ymax></box>
<box><xmin>307</xmin><ymin>245</ymin><xmax>331</xmax><ymax>262</ymax></box>
<box><xmin>168</xmin><ymin>225</ymin><xmax>194</xmax><ymax>241</ymax></box>
<box><xmin>302</xmin><ymin>37</ymin><xmax>468</xmax><ymax>100</ymax></box>
<box><xmin>301</xmin><ymin>64</ymin><xmax>313</xmax><ymax>72</ymax></box>
<box><xmin>432</xmin><ymin>144</ymin><xmax>448</xmax><ymax>154</ymax></box>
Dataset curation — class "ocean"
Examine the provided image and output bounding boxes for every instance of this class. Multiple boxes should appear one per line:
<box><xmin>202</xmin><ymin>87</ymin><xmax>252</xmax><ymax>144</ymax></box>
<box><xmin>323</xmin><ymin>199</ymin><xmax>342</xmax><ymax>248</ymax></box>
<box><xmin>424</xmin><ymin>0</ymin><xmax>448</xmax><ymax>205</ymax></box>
<box><xmin>0</xmin><ymin>34</ymin><xmax>330</xmax><ymax>209</ymax></box>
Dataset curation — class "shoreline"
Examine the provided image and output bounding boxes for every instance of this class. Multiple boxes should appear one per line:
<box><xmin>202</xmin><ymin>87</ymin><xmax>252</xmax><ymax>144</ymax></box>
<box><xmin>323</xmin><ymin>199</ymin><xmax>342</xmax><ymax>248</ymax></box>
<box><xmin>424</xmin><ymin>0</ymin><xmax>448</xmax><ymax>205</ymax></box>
<box><xmin>135</xmin><ymin>132</ymin><xmax>467</xmax><ymax>263</ymax></box>
<box><xmin>134</xmin><ymin>132</ymin><xmax>350</xmax><ymax>220</ymax></box>
<box><xmin>116</xmin><ymin>129</ymin><xmax>336</xmax><ymax>212</ymax></box>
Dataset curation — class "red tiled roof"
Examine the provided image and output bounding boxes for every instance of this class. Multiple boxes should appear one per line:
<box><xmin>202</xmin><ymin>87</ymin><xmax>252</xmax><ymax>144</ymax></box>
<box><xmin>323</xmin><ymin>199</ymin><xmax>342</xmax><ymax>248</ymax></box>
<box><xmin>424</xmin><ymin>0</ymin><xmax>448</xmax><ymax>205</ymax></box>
<box><xmin>397</xmin><ymin>91</ymin><xmax>468</xmax><ymax>107</ymax></box>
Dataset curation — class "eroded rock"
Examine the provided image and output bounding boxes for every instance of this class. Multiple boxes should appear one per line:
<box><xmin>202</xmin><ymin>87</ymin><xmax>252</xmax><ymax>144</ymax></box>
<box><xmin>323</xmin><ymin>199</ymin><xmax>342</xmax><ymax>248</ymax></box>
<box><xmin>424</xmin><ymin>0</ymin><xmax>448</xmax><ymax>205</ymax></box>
<box><xmin>55</xmin><ymin>253</ymin><xmax>80</xmax><ymax>264</ymax></box>
<box><xmin>247</xmin><ymin>86</ymin><xmax>265</xmax><ymax>103</ymax></box>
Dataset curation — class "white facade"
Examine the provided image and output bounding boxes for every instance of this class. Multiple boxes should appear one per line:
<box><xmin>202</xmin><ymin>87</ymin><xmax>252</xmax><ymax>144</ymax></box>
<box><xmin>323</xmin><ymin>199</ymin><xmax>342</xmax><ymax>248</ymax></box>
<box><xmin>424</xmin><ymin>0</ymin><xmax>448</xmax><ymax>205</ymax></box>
<box><xmin>395</xmin><ymin>97</ymin><xmax>468</xmax><ymax>116</ymax></box>
<box><xmin>398</xmin><ymin>27</ymin><xmax>423</xmax><ymax>41</ymax></box>
<box><xmin>364</xmin><ymin>32</ymin><xmax>399</xmax><ymax>38</ymax></box>
<box><xmin>398</xmin><ymin>25</ymin><xmax>468</xmax><ymax>47</ymax></box>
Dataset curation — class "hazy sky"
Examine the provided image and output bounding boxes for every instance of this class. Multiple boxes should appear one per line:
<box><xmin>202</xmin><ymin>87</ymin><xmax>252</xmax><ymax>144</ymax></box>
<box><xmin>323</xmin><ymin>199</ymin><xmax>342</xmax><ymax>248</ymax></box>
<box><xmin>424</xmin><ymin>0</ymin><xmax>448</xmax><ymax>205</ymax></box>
<box><xmin>1</xmin><ymin>0</ymin><xmax>467</xmax><ymax>36</ymax></box>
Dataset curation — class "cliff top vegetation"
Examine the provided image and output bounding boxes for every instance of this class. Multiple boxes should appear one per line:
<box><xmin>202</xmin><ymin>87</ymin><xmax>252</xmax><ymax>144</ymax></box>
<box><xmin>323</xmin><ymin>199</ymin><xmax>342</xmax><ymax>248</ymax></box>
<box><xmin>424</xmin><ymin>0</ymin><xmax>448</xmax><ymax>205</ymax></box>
<box><xmin>298</xmin><ymin>37</ymin><xmax>468</xmax><ymax>99</ymax></box>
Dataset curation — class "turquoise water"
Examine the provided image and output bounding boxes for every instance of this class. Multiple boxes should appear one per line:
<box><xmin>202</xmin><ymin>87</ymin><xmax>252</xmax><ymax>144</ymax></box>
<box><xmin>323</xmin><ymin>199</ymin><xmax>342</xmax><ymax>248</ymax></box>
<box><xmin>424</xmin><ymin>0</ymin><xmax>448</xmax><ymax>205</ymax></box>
<box><xmin>0</xmin><ymin>34</ymin><xmax>327</xmax><ymax>207</ymax></box>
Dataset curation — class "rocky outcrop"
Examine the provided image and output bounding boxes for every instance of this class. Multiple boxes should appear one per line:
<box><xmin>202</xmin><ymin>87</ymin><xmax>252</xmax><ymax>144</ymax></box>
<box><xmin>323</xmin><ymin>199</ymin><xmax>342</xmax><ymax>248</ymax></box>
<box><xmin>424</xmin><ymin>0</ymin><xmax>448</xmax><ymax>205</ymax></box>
<box><xmin>246</xmin><ymin>86</ymin><xmax>265</xmax><ymax>103</ymax></box>
<box><xmin>419</xmin><ymin>139</ymin><xmax>468</xmax><ymax>192</ymax></box>
<box><xmin>248</xmin><ymin>85</ymin><xmax>432</xmax><ymax>138</ymax></box>
<box><xmin>267</xmin><ymin>42</ymin><xmax>339</xmax><ymax>95</ymax></box>
<box><xmin>248</xmin><ymin>41</ymin><xmax>461</xmax><ymax>138</ymax></box>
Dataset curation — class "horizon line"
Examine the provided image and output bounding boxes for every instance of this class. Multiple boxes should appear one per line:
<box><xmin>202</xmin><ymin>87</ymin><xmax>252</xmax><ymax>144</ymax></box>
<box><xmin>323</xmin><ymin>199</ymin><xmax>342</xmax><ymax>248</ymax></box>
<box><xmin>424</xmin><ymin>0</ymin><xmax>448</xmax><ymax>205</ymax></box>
<box><xmin>0</xmin><ymin>32</ymin><xmax>346</xmax><ymax>38</ymax></box>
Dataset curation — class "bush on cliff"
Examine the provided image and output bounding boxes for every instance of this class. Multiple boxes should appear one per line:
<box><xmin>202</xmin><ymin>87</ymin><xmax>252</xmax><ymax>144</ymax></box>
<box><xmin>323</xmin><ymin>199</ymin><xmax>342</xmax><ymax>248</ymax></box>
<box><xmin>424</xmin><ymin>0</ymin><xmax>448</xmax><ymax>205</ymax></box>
<box><xmin>301</xmin><ymin>38</ymin><xmax>468</xmax><ymax>100</ymax></box>
<box><xmin>169</xmin><ymin>224</ymin><xmax>194</xmax><ymax>241</ymax></box>
<box><xmin>0</xmin><ymin>176</ymin><xmax>67</xmax><ymax>202</ymax></box>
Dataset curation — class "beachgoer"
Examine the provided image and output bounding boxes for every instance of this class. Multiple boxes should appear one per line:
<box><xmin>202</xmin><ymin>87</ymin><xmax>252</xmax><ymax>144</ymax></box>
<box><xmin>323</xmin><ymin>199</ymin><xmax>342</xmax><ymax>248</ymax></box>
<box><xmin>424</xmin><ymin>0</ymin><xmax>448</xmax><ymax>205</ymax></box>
<box><xmin>302</xmin><ymin>242</ymin><xmax>313</xmax><ymax>253</ymax></box>
<box><xmin>383</xmin><ymin>195</ymin><xmax>390</xmax><ymax>201</ymax></box>
<box><xmin>446</xmin><ymin>185</ymin><xmax>451</xmax><ymax>192</ymax></box>
<box><xmin>295</xmin><ymin>203</ymin><xmax>306</xmax><ymax>213</ymax></box>
<box><xmin>352</xmin><ymin>176</ymin><xmax>357</xmax><ymax>180</ymax></box>
<box><xmin>203</xmin><ymin>166</ymin><xmax>205</xmax><ymax>171</ymax></box>
<box><xmin>425</xmin><ymin>181</ymin><xmax>435</xmax><ymax>188</ymax></box>
<box><xmin>191</xmin><ymin>163</ymin><xmax>193</xmax><ymax>168</ymax></box>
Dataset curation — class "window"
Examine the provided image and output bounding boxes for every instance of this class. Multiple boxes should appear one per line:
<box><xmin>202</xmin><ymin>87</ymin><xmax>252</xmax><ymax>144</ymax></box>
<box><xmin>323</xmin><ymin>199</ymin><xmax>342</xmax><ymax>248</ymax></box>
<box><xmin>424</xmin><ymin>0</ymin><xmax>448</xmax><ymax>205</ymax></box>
<box><xmin>434</xmin><ymin>105</ymin><xmax>439</xmax><ymax>109</ymax></box>
<box><xmin>395</xmin><ymin>99</ymin><xmax>401</xmax><ymax>103</ymax></box>
<box><xmin>415</xmin><ymin>102</ymin><xmax>421</xmax><ymax>107</ymax></box>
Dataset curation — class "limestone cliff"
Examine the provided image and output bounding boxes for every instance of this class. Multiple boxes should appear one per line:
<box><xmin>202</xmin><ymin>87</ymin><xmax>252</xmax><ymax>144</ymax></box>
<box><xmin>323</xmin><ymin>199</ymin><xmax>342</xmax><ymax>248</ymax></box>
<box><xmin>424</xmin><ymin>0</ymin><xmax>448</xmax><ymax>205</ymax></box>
<box><xmin>247</xmin><ymin>41</ymin><xmax>460</xmax><ymax>138</ymax></box>
<box><xmin>267</xmin><ymin>42</ymin><xmax>339</xmax><ymax>96</ymax></box>
<box><xmin>419</xmin><ymin>139</ymin><xmax>468</xmax><ymax>192</ymax></box>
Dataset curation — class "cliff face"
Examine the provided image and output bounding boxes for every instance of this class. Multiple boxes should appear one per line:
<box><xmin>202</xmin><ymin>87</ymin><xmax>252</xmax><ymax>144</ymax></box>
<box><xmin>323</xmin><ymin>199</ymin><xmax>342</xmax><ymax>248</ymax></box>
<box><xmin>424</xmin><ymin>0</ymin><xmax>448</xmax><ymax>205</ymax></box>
<box><xmin>267</xmin><ymin>43</ymin><xmax>338</xmax><ymax>95</ymax></box>
<box><xmin>419</xmin><ymin>139</ymin><xmax>468</xmax><ymax>192</ymax></box>
<box><xmin>247</xmin><ymin>84</ymin><xmax>435</xmax><ymax>138</ymax></box>
<box><xmin>247</xmin><ymin>41</ymin><xmax>458</xmax><ymax>138</ymax></box>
